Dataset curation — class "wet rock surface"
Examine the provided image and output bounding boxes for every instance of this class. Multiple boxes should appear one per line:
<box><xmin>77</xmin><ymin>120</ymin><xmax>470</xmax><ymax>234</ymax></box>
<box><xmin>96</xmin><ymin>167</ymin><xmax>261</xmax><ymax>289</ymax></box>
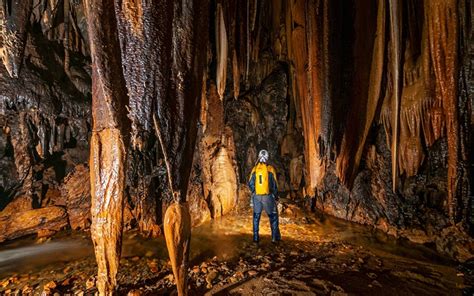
<box><xmin>0</xmin><ymin>209</ymin><xmax>470</xmax><ymax>295</ymax></box>
<box><xmin>0</xmin><ymin>206</ymin><xmax>68</xmax><ymax>242</ymax></box>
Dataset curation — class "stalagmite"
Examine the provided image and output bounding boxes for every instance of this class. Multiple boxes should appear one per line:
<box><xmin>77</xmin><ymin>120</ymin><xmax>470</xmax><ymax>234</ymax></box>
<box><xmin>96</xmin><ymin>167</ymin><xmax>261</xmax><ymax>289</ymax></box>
<box><xmin>210</xmin><ymin>147</ymin><xmax>238</xmax><ymax>217</ymax></box>
<box><xmin>290</xmin><ymin>156</ymin><xmax>303</xmax><ymax>191</ymax></box>
<box><xmin>84</xmin><ymin>0</ymin><xmax>129</xmax><ymax>294</ymax></box>
<box><xmin>163</xmin><ymin>203</ymin><xmax>191</xmax><ymax>296</ymax></box>
<box><xmin>425</xmin><ymin>0</ymin><xmax>460</xmax><ymax>222</ymax></box>
<box><xmin>216</xmin><ymin>3</ymin><xmax>228</xmax><ymax>101</ymax></box>
<box><xmin>389</xmin><ymin>0</ymin><xmax>402</xmax><ymax>192</ymax></box>
<box><xmin>0</xmin><ymin>0</ymin><xmax>33</xmax><ymax>78</ymax></box>
<box><xmin>154</xmin><ymin>112</ymin><xmax>192</xmax><ymax>296</ymax></box>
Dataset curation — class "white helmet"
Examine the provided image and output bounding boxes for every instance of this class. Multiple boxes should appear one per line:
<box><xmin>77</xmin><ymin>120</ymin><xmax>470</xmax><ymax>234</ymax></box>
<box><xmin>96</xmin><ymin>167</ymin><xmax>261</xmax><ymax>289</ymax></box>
<box><xmin>258</xmin><ymin>149</ymin><xmax>269</xmax><ymax>163</ymax></box>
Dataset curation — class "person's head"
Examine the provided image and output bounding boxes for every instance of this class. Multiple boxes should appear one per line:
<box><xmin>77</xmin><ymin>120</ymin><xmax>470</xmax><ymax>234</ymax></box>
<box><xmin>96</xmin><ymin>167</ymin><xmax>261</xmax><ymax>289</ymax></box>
<box><xmin>258</xmin><ymin>149</ymin><xmax>269</xmax><ymax>163</ymax></box>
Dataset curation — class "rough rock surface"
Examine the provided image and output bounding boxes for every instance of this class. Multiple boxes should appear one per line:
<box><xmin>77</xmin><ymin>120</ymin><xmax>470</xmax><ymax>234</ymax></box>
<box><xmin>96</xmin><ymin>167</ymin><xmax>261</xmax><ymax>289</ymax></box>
<box><xmin>0</xmin><ymin>206</ymin><xmax>68</xmax><ymax>242</ymax></box>
<box><xmin>62</xmin><ymin>164</ymin><xmax>91</xmax><ymax>230</ymax></box>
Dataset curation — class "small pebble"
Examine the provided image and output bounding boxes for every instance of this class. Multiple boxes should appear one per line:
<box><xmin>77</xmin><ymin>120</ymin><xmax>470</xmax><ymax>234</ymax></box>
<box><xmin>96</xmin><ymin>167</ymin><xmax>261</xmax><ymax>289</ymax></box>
<box><xmin>247</xmin><ymin>270</ymin><xmax>258</xmax><ymax>276</ymax></box>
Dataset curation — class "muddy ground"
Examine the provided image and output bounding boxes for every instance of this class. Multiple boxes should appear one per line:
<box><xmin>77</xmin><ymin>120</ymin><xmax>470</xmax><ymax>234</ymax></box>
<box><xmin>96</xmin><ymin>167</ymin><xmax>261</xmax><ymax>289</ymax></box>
<box><xmin>0</xmin><ymin>209</ymin><xmax>472</xmax><ymax>295</ymax></box>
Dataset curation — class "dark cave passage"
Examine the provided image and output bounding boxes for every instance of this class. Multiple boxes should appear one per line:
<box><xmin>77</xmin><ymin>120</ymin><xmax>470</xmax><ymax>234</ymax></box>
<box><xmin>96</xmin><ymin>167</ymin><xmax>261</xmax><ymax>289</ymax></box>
<box><xmin>0</xmin><ymin>0</ymin><xmax>473</xmax><ymax>295</ymax></box>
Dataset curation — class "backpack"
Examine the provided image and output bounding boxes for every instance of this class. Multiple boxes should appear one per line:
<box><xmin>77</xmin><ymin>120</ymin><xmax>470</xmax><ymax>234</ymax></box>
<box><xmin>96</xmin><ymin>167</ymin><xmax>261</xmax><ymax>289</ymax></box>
<box><xmin>254</xmin><ymin>163</ymin><xmax>270</xmax><ymax>195</ymax></box>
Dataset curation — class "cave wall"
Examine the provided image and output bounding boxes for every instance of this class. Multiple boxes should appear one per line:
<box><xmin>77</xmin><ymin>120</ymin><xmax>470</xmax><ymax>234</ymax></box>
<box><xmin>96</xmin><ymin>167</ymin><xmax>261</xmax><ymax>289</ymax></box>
<box><xmin>209</xmin><ymin>0</ymin><xmax>473</xmax><ymax>260</ymax></box>
<box><xmin>0</xmin><ymin>0</ymin><xmax>472</xmax><ymax>260</ymax></box>
<box><xmin>0</xmin><ymin>0</ymin><xmax>91</xmax><ymax>239</ymax></box>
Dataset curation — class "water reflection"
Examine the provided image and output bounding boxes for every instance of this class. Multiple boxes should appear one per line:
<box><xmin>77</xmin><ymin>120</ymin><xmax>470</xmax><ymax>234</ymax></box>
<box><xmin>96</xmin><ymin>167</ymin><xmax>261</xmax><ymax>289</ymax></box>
<box><xmin>0</xmin><ymin>211</ymin><xmax>456</xmax><ymax>280</ymax></box>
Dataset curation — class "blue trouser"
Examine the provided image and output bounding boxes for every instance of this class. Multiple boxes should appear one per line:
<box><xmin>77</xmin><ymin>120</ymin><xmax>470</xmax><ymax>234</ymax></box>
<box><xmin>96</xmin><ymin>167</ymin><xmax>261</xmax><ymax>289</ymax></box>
<box><xmin>252</xmin><ymin>194</ymin><xmax>281</xmax><ymax>242</ymax></box>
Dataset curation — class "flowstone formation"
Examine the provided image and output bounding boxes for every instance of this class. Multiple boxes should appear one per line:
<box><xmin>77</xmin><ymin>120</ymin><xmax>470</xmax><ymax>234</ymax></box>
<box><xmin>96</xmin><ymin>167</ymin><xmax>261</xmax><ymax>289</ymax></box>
<box><xmin>0</xmin><ymin>0</ymin><xmax>472</xmax><ymax>294</ymax></box>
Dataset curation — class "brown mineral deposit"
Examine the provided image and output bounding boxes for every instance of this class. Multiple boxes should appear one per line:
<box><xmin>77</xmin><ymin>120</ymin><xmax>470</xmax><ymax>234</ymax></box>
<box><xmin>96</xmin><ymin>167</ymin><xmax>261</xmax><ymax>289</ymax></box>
<box><xmin>0</xmin><ymin>207</ymin><xmax>68</xmax><ymax>242</ymax></box>
<box><xmin>85</xmin><ymin>0</ymin><xmax>130</xmax><ymax>294</ymax></box>
<box><xmin>164</xmin><ymin>202</ymin><xmax>192</xmax><ymax>296</ymax></box>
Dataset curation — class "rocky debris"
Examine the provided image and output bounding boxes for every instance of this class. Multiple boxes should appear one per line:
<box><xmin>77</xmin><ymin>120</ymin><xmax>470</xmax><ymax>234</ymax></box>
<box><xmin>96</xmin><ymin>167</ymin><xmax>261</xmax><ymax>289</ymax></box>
<box><xmin>434</xmin><ymin>225</ymin><xmax>474</xmax><ymax>262</ymax></box>
<box><xmin>0</xmin><ymin>206</ymin><xmax>68</xmax><ymax>242</ymax></box>
<box><xmin>85</xmin><ymin>277</ymin><xmax>95</xmax><ymax>290</ymax></box>
<box><xmin>0</xmin><ymin>211</ymin><xmax>470</xmax><ymax>295</ymax></box>
<box><xmin>127</xmin><ymin>289</ymin><xmax>143</xmax><ymax>296</ymax></box>
<box><xmin>0</xmin><ymin>195</ymin><xmax>33</xmax><ymax>216</ymax></box>
<box><xmin>42</xmin><ymin>280</ymin><xmax>57</xmax><ymax>295</ymax></box>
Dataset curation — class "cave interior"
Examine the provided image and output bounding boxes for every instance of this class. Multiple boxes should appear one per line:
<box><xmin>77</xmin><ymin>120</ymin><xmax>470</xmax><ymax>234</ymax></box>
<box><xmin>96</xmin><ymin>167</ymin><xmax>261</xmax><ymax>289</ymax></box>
<box><xmin>0</xmin><ymin>0</ymin><xmax>473</xmax><ymax>295</ymax></box>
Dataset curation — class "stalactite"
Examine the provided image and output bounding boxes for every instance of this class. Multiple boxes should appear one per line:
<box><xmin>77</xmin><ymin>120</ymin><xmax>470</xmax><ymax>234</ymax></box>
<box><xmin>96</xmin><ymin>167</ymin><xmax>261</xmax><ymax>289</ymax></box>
<box><xmin>284</xmin><ymin>0</ymin><xmax>330</xmax><ymax>195</ymax></box>
<box><xmin>115</xmin><ymin>0</ymin><xmax>172</xmax><ymax>238</ymax></box>
<box><xmin>419</xmin><ymin>11</ymin><xmax>441</xmax><ymax>150</ymax></box>
<box><xmin>167</xmin><ymin>0</ymin><xmax>209</xmax><ymax>197</ymax></box>
<box><xmin>288</xmin><ymin>0</ymin><xmax>311</xmax><ymax>195</ymax></box>
<box><xmin>335</xmin><ymin>0</ymin><xmax>381</xmax><ymax>187</ymax></box>
<box><xmin>250</xmin><ymin>0</ymin><xmax>257</xmax><ymax>32</ymax></box>
<box><xmin>425</xmin><ymin>0</ymin><xmax>460</xmax><ymax>222</ymax></box>
<box><xmin>381</xmin><ymin>1</ymin><xmax>444</xmax><ymax>178</ymax></box>
<box><xmin>397</xmin><ymin>41</ymin><xmax>426</xmax><ymax>177</ymax></box>
<box><xmin>115</xmin><ymin>0</ymin><xmax>172</xmax><ymax>151</ymax></box>
<box><xmin>232</xmin><ymin>49</ymin><xmax>240</xmax><ymax>99</ymax></box>
<box><xmin>0</xmin><ymin>0</ymin><xmax>33</xmax><ymax>78</ymax></box>
<box><xmin>389</xmin><ymin>0</ymin><xmax>402</xmax><ymax>192</ymax></box>
<box><xmin>271</xmin><ymin>0</ymin><xmax>282</xmax><ymax>53</ymax></box>
<box><xmin>160</xmin><ymin>1</ymin><xmax>210</xmax><ymax>294</ymax></box>
<box><xmin>457</xmin><ymin>0</ymin><xmax>472</xmax><ymax>228</ymax></box>
<box><xmin>246</xmin><ymin>0</ymin><xmax>250</xmax><ymax>81</ymax></box>
<box><xmin>319</xmin><ymin>0</ymin><xmax>333</xmax><ymax>158</ymax></box>
<box><xmin>216</xmin><ymin>3</ymin><xmax>228</xmax><ymax>101</ymax></box>
<box><xmin>84</xmin><ymin>0</ymin><xmax>130</xmax><ymax>294</ymax></box>
<box><xmin>306</xmin><ymin>0</ymin><xmax>332</xmax><ymax>179</ymax></box>
<box><xmin>63</xmin><ymin>0</ymin><xmax>70</xmax><ymax>72</ymax></box>
<box><xmin>236</xmin><ymin>0</ymin><xmax>248</xmax><ymax>85</ymax></box>
<box><xmin>306</xmin><ymin>0</ymin><xmax>322</xmax><ymax>159</ymax></box>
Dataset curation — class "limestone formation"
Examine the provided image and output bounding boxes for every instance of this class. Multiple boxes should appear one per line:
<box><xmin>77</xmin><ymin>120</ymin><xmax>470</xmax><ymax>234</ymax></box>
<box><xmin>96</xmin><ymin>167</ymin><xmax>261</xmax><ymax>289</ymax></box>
<box><xmin>0</xmin><ymin>206</ymin><xmax>68</xmax><ymax>242</ymax></box>
<box><xmin>0</xmin><ymin>0</ymin><xmax>471</xmax><ymax>280</ymax></box>
<box><xmin>85</xmin><ymin>0</ymin><xmax>130</xmax><ymax>294</ymax></box>
<box><xmin>163</xmin><ymin>202</ymin><xmax>191</xmax><ymax>296</ymax></box>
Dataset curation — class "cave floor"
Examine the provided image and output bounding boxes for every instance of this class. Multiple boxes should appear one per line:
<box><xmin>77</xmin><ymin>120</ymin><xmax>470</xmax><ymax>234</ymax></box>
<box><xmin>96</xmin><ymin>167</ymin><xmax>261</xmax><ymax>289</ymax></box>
<box><xmin>0</xmin><ymin>209</ymin><xmax>470</xmax><ymax>295</ymax></box>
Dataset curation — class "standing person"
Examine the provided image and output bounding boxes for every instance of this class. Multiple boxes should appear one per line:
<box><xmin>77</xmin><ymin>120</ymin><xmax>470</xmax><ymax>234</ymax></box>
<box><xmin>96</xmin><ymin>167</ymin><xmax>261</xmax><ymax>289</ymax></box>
<box><xmin>248</xmin><ymin>149</ymin><xmax>281</xmax><ymax>243</ymax></box>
